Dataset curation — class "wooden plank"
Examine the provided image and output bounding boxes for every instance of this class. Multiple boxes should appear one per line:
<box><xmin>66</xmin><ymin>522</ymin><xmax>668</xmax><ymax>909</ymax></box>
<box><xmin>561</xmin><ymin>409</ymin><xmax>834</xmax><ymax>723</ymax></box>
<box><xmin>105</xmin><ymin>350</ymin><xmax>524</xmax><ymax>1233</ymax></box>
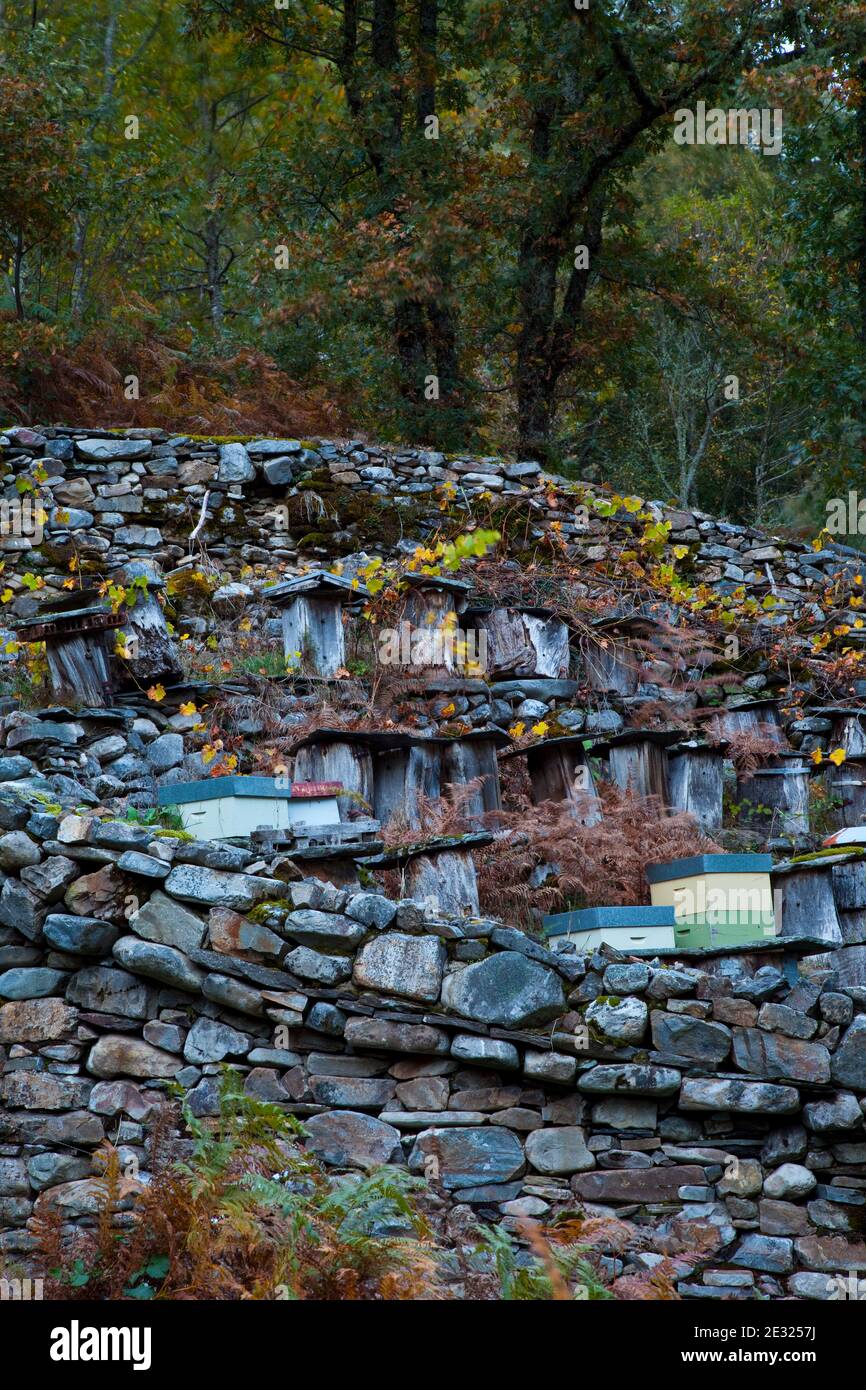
<box><xmin>442</xmin><ymin>737</ymin><xmax>502</xmax><ymax>818</ymax></box>
<box><xmin>776</xmin><ymin>865</ymin><xmax>843</xmax><ymax>944</ymax></box>
<box><xmin>45</xmin><ymin>631</ymin><xmax>114</xmax><ymax>706</ymax></box>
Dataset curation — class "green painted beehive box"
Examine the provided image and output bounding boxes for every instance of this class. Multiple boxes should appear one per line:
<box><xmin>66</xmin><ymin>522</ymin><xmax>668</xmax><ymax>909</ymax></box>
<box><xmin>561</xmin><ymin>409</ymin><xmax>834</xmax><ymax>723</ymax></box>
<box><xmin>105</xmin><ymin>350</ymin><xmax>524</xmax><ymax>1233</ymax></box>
<box><xmin>647</xmin><ymin>853</ymin><xmax>776</xmax><ymax>948</ymax></box>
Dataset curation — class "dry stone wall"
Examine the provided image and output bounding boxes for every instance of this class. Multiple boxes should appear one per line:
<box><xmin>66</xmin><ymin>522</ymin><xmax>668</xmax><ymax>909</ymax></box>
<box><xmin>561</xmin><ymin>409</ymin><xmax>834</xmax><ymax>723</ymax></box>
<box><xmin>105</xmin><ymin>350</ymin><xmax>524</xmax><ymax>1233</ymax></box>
<box><xmin>2</xmin><ymin>425</ymin><xmax>866</xmax><ymax>1302</ymax></box>
<box><xmin>1</xmin><ymin>806</ymin><xmax>866</xmax><ymax>1300</ymax></box>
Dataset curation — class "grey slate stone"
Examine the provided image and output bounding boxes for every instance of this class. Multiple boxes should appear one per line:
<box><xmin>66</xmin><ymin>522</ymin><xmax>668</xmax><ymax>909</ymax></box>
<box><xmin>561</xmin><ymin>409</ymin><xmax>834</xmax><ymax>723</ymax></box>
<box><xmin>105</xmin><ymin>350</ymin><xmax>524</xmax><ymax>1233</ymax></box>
<box><xmin>578</xmin><ymin>1064</ymin><xmax>681</xmax><ymax>1097</ymax></box>
<box><xmin>450</xmin><ymin>1035</ymin><xmax>521</xmax><ymax>1069</ymax></box>
<box><xmin>0</xmin><ymin>968</ymin><xmax>67</xmax><ymax>999</ymax></box>
<box><xmin>66</xmin><ymin>965</ymin><xmax>154</xmax><ymax>1019</ymax></box>
<box><xmin>353</xmin><ymin>932</ymin><xmax>446</xmax><ymax>1003</ymax></box>
<box><xmin>408</xmin><ymin>1126</ymin><xmax>525</xmax><ymax>1190</ymax></box>
<box><xmin>43</xmin><ymin>914</ymin><xmax>118</xmax><ymax>956</ymax></box>
<box><xmin>650</xmin><ymin>1013</ymin><xmax>732</xmax><ymax>1065</ymax></box>
<box><xmin>524</xmin><ymin>1127</ymin><xmax>595</xmax><ymax>1175</ymax></box>
<box><xmin>284</xmin><ymin>946</ymin><xmax>352</xmax><ymax>985</ymax></box>
<box><xmin>303</xmin><ymin>1111</ymin><xmax>402</xmax><ymax>1170</ymax></box>
<box><xmin>284</xmin><ymin>909</ymin><xmax>366</xmax><ymax>952</ymax></box>
<box><xmin>184</xmin><ymin>1016</ymin><xmax>252</xmax><ymax>1064</ymax></box>
<box><xmin>112</xmin><ymin>936</ymin><xmax>204</xmax><ymax>993</ymax></box>
<box><xmin>830</xmin><ymin>1015</ymin><xmax>866</xmax><ymax>1091</ymax></box>
<box><xmin>440</xmin><ymin>951</ymin><xmax>564</xmax><ymax>1027</ymax></box>
<box><xmin>345</xmin><ymin>892</ymin><xmax>397</xmax><ymax>930</ymax></box>
<box><xmin>130</xmin><ymin>890</ymin><xmax>205</xmax><ymax>953</ymax></box>
<box><xmin>731</xmin><ymin>1234</ymin><xmax>793</xmax><ymax>1274</ymax></box>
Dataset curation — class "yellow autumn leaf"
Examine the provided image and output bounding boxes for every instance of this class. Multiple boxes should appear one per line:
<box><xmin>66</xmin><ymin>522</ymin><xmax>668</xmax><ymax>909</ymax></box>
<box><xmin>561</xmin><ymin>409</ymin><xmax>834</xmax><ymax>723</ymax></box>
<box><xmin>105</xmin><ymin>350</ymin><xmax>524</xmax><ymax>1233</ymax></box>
<box><xmin>531</xmin><ymin>720</ymin><xmax>549</xmax><ymax>737</ymax></box>
<box><xmin>672</xmin><ymin>545</ymin><xmax>689</xmax><ymax>559</ymax></box>
<box><xmin>238</xmin><ymin>617</ymin><xmax>252</xmax><ymax>632</ymax></box>
<box><xmin>440</xmin><ymin>702</ymin><xmax>456</xmax><ymax>717</ymax></box>
<box><xmin>146</xmin><ymin>684</ymin><xmax>166</xmax><ymax>702</ymax></box>
<box><xmin>508</xmin><ymin>722</ymin><xmax>526</xmax><ymax>738</ymax></box>
<box><xmin>829</xmin><ymin>748</ymin><xmax>847</xmax><ymax>767</ymax></box>
<box><xmin>811</xmin><ymin>749</ymin><xmax>824</xmax><ymax>765</ymax></box>
<box><xmin>179</xmin><ymin>702</ymin><xmax>197</xmax><ymax>716</ymax></box>
<box><xmin>0</xmin><ymin>589</ymin><xmax>11</xmax><ymax>604</ymax></box>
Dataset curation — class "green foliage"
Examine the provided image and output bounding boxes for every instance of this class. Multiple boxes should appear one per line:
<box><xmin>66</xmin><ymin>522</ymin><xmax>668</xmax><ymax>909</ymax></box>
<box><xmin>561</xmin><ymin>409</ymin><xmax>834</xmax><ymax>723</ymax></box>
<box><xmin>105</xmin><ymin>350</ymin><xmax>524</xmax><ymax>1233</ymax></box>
<box><xmin>122</xmin><ymin>806</ymin><xmax>186</xmax><ymax>833</ymax></box>
<box><xmin>476</xmin><ymin>1225</ymin><xmax>614</xmax><ymax>1301</ymax></box>
<box><xmin>0</xmin><ymin>0</ymin><xmax>862</xmax><ymax>511</ymax></box>
<box><xmin>36</xmin><ymin>1068</ymin><xmax>444</xmax><ymax>1301</ymax></box>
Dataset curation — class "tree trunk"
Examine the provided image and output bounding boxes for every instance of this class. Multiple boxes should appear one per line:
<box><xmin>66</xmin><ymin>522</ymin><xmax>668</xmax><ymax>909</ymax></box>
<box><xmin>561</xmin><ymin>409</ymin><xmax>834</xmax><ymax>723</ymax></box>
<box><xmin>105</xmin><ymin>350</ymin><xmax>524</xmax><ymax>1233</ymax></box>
<box><xmin>858</xmin><ymin>58</ymin><xmax>866</xmax><ymax>352</ymax></box>
<box><xmin>71</xmin><ymin>2</ymin><xmax>118</xmax><ymax>324</ymax></box>
<box><xmin>204</xmin><ymin>211</ymin><xmax>225</xmax><ymax>334</ymax></box>
<box><xmin>516</xmin><ymin>182</ymin><xmax>604</xmax><ymax>461</ymax></box>
<box><xmin>13</xmin><ymin>229</ymin><xmax>24</xmax><ymax>320</ymax></box>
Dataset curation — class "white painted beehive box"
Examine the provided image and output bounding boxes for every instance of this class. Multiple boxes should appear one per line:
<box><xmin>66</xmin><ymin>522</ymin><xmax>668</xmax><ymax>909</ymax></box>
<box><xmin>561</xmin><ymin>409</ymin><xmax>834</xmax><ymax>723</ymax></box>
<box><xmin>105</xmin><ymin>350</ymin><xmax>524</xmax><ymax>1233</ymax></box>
<box><xmin>158</xmin><ymin>776</ymin><xmax>341</xmax><ymax>840</ymax></box>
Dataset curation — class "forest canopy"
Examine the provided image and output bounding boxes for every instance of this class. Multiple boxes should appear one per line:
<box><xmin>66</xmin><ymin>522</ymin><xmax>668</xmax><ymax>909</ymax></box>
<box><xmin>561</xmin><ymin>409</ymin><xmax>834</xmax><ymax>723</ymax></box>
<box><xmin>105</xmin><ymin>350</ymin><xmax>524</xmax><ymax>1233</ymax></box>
<box><xmin>0</xmin><ymin>0</ymin><xmax>864</xmax><ymax>528</ymax></box>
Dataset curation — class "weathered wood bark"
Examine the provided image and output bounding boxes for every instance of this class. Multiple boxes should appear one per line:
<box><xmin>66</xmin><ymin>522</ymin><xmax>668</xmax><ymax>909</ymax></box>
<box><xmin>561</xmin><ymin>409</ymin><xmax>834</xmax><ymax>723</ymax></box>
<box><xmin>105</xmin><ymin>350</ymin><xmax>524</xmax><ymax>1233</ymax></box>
<box><xmin>45</xmin><ymin>632</ymin><xmax>114</xmax><ymax>706</ymax></box>
<box><xmin>524</xmin><ymin>740</ymin><xmax>601</xmax><ymax>826</ymax></box>
<box><xmin>583</xmin><ymin>629</ymin><xmax>651</xmax><ymax>696</ymax></box>
<box><xmin>774</xmin><ymin>863</ymin><xmax>843</xmax><ymax>944</ymax></box>
<box><xmin>717</xmin><ymin>702</ymin><xmax>786</xmax><ymax>746</ymax></box>
<box><xmin>399</xmin><ymin>582</ymin><xmax>469</xmax><ymax>674</ymax></box>
<box><xmin>471</xmin><ymin>607</ymin><xmax>569</xmax><ymax>679</ymax></box>
<box><xmin>373</xmin><ymin>743</ymin><xmax>441</xmax><ymax>829</ymax></box>
<box><xmin>829</xmin><ymin>712</ymin><xmax>866</xmax><ymax>757</ymax></box>
<box><xmin>734</xmin><ymin>765</ymin><xmax>810</xmax><ymax>837</ymax></box>
<box><xmin>441</xmin><ymin>737</ymin><xmax>502</xmax><ymax>819</ymax></box>
<box><xmin>825</xmin><ymin>760</ymin><xmax>866</xmax><ymax>829</ymax></box>
<box><xmin>282</xmin><ymin>596</ymin><xmax>347</xmax><ymax>677</ymax></box>
<box><xmin>667</xmin><ymin>746</ymin><xmax>723</xmax><ymax>833</ymax></box>
<box><xmin>831</xmin><ymin>860</ymin><xmax>866</xmax><ymax>944</ymax></box>
<box><xmin>605</xmin><ymin>739</ymin><xmax>669</xmax><ymax>803</ymax></box>
<box><xmin>405</xmin><ymin>846</ymin><xmax>480</xmax><ymax>916</ymax></box>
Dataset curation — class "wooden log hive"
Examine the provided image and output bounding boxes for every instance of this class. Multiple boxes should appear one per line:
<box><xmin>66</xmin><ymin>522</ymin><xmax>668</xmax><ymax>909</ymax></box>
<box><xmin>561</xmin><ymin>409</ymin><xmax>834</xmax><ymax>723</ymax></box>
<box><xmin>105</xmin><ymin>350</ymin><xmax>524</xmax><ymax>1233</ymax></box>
<box><xmin>264</xmin><ymin>571</ymin><xmax>368</xmax><ymax>678</ymax></box>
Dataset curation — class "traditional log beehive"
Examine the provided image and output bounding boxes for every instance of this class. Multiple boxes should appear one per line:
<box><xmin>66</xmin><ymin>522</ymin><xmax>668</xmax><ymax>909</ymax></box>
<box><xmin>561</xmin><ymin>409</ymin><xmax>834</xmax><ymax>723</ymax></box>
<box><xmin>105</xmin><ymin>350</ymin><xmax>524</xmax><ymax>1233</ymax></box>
<box><xmin>264</xmin><ymin>571</ymin><xmax>368</xmax><ymax>677</ymax></box>
<box><xmin>666</xmin><ymin>739</ymin><xmax>725</xmax><ymax>833</ymax></box>
<box><xmin>772</xmin><ymin>856</ymin><xmax>844</xmax><ymax>945</ymax></box>
<box><xmin>14</xmin><ymin>590</ymin><xmax>125</xmax><ymax>706</ymax></box>
<box><xmin>733</xmin><ymin>754</ymin><xmax>811</xmax><ymax>838</ymax></box>
<box><xmin>504</xmin><ymin>735</ymin><xmax>601</xmax><ymax>825</ymax></box>
<box><xmin>592</xmin><ymin>729</ymin><xmax>679</xmax><ymax>803</ymax></box>
<box><xmin>361</xmin><ymin>834</ymin><xmax>490</xmax><ymax>916</ymax></box>
<box><xmin>463</xmin><ymin>605</ymin><xmax>569</xmax><ymax>679</ymax></box>
<box><xmin>290</xmin><ymin>728</ymin><xmax>508</xmax><ymax>830</ymax></box>
<box><xmin>395</xmin><ymin>574</ymin><xmax>472</xmax><ymax>675</ymax></box>
<box><xmin>582</xmin><ymin>614</ymin><xmax>665</xmax><ymax>696</ymax></box>
<box><xmin>716</xmin><ymin>696</ymin><xmax>787</xmax><ymax>747</ymax></box>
